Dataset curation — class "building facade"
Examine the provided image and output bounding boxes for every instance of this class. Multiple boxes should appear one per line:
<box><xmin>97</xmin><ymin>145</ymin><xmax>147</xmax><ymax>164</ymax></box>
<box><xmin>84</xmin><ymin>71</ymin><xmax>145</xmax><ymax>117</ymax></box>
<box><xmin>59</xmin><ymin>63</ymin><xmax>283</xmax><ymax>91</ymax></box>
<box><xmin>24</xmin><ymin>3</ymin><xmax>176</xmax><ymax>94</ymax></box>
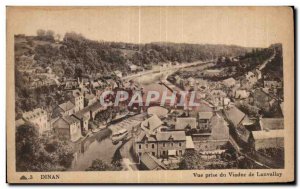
<box><xmin>22</xmin><ymin>108</ymin><xmax>50</xmax><ymax>135</ymax></box>
<box><xmin>134</xmin><ymin>131</ymin><xmax>186</xmax><ymax>159</ymax></box>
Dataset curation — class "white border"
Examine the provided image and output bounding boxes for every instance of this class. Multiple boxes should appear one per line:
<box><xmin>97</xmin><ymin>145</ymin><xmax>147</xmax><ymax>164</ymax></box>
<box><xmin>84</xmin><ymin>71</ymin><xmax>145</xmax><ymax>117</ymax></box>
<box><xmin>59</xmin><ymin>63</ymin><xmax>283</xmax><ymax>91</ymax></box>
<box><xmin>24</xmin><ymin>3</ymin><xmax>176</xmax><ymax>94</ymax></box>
<box><xmin>1</xmin><ymin>0</ymin><xmax>298</xmax><ymax>189</ymax></box>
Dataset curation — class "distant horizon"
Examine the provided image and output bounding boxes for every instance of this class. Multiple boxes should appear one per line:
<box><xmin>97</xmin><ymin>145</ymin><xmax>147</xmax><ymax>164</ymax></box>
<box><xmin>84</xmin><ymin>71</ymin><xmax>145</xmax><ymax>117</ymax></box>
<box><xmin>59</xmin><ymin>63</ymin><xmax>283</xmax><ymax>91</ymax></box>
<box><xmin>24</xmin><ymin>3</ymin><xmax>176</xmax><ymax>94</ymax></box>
<box><xmin>16</xmin><ymin>33</ymin><xmax>280</xmax><ymax>49</ymax></box>
<box><xmin>9</xmin><ymin>7</ymin><xmax>287</xmax><ymax>48</ymax></box>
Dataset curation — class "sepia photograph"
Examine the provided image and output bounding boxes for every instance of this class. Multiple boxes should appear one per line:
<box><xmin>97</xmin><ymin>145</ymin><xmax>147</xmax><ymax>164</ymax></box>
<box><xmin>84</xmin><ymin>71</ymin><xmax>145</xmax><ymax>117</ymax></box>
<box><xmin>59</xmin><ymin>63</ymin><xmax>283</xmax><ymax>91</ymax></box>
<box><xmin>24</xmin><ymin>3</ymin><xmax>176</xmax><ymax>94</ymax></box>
<box><xmin>6</xmin><ymin>6</ymin><xmax>294</xmax><ymax>183</ymax></box>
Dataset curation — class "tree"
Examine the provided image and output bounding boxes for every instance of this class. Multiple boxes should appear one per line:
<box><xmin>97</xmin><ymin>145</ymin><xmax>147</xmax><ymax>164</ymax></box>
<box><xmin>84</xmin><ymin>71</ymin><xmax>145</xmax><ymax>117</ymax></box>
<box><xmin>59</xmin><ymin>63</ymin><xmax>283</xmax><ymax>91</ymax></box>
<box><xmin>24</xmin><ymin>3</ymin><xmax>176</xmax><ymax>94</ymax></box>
<box><xmin>37</xmin><ymin>29</ymin><xmax>46</xmax><ymax>37</ymax></box>
<box><xmin>16</xmin><ymin>124</ymin><xmax>74</xmax><ymax>172</ymax></box>
<box><xmin>46</xmin><ymin>30</ymin><xmax>54</xmax><ymax>38</ymax></box>
<box><xmin>16</xmin><ymin>124</ymin><xmax>40</xmax><ymax>171</ymax></box>
<box><xmin>179</xmin><ymin>150</ymin><xmax>205</xmax><ymax>170</ymax></box>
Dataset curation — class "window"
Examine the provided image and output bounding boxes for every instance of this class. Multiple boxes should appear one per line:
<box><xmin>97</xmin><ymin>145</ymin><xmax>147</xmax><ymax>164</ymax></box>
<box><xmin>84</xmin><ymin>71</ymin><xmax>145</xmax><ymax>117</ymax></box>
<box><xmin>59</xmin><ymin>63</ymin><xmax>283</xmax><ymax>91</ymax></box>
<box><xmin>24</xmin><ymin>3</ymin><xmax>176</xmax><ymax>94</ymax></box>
<box><xmin>152</xmin><ymin>144</ymin><xmax>155</xmax><ymax>149</ymax></box>
<box><xmin>138</xmin><ymin>152</ymin><xmax>142</xmax><ymax>157</ymax></box>
<box><xmin>163</xmin><ymin>143</ymin><xmax>165</xmax><ymax>147</ymax></box>
<box><xmin>179</xmin><ymin>142</ymin><xmax>182</xmax><ymax>147</ymax></box>
<box><xmin>139</xmin><ymin>144</ymin><xmax>141</xmax><ymax>149</ymax></box>
<box><xmin>152</xmin><ymin>152</ymin><xmax>155</xmax><ymax>156</ymax></box>
<box><xmin>146</xmin><ymin>144</ymin><xmax>148</xmax><ymax>149</ymax></box>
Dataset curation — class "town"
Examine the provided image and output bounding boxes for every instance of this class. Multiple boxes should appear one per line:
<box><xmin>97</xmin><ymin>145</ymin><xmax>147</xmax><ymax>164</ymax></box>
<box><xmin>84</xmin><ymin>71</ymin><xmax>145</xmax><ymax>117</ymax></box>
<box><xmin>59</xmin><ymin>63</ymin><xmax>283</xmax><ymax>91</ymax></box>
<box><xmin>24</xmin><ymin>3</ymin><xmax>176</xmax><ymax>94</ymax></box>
<box><xmin>15</xmin><ymin>31</ymin><xmax>284</xmax><ymax>172</ymax></box>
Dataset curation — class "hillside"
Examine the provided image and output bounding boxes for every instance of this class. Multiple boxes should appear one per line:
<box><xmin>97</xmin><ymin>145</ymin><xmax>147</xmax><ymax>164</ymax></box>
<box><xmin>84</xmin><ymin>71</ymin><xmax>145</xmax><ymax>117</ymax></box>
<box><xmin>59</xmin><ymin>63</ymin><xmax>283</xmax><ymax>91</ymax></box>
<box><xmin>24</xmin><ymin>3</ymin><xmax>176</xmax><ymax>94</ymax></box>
<box><xmin>14</xmin><ymin>32</ymin><xmax>253</xmax><ymax>79</ymax></box>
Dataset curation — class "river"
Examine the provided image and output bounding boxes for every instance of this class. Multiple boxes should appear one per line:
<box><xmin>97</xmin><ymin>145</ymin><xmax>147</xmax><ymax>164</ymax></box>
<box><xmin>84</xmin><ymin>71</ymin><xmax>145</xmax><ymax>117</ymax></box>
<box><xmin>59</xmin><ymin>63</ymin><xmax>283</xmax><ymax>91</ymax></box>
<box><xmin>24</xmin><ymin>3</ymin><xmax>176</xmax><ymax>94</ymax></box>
<box><xmin>70</xmin><ymin>115</ymin><xmax>144</xmax><ymax>171</ymax></box>
<box><xmin>70</xmin><ymin>64</ymin><xmax>198</xmax><ymax>171</ymax></box>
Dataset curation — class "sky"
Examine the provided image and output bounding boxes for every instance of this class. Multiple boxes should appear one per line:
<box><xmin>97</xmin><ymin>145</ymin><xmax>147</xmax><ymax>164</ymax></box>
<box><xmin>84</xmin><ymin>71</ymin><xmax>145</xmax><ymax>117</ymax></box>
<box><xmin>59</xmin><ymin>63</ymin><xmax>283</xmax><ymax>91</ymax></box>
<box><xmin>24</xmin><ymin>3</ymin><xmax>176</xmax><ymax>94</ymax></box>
<box><xmin>7</xmin><ymin>6</ymin><xmax>293</xmax><ymax>47</ymax></box>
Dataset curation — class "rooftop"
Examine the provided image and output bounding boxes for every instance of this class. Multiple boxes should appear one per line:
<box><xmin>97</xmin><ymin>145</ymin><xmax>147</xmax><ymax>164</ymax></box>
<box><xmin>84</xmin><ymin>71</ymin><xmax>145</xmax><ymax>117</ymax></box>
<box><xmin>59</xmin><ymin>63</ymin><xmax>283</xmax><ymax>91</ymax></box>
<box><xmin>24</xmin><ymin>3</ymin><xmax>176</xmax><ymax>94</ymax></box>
<box><xmin>147</xmin><ymin>106</ymin><xmax>168</xmax><ymax>118</ymax></box>
<box><xmin>141</xmin><ymin>115</ymin><xmax>163</xmax><ymax>133</ymax></box>
<box><xmin>156</xmin><ymin>131</ymin><xmax>186</xmax><ymax>141</ymax></box>
<box><xmin>224</xmin><ymin>105</ymin><xmax>246</xmax><ymax>127</ymax></box>
<box><xmin>140</xmin><ymin>153</ymin><xmax>166</xmax><ymax>170</ymax></box>
<box><xmin>252</xmin><ymin>129</ymin><xmax>284</xmax><ymax>140</ymax></box>
<box><xmin>185</xmin><ymin>136</ymin><xmax>195</xmax><ymax>149</ymax></box>
<box><xmin>198</xmin><ymin>112</ymin><xmax>214</xmax><ymax>120</ymax></box>
<box><xmin>23</xmin><ymin>108</ymin><xmax>47</xmax><ymax>120</ymax></box>
<box><xmin>260</xmin><ymin>118</ymin><xmax>284</xmax><ymax>130</ymax></box>
<box><xmin>58</xmin><ymin>101</ymin><xmax>75</xmax><ymax>112</ymax></box>
<box><xmin>53</xmin><ymin>115</ymin><xmax>80</xmax><ymax>129</ymax></box>
<box><xmin>175</xmin><ymin>117</ymin><xmax>197</xmax><ymax>130</ymax></box>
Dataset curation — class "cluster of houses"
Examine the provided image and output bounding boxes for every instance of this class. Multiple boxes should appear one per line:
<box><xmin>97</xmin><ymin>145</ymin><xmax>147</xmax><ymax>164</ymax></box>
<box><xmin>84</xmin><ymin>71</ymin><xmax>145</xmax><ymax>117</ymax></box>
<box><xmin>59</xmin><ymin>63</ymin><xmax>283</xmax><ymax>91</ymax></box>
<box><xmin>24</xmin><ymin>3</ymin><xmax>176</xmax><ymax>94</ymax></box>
<box><xmin>133</xmin><ymin>103</ymin><xmax>231</xmax><ymax>170</ymax></box>
<box><xmin>134</xmin><ymin>96</ymin><xmax>284</xmax><ymax>170</ymax></box>
<box><xmin>15</xmin><ymin>50</ymin><xmax>284</xmax><ymax>169</ymax></box>
<box><xmin>156</xmin><ymin>56</ymin><xmax>285</xmax><ymax>169</ymax></box>
<box><xmin>16</xmin><ymin>76</ymin><xmax>119</xmax><ymax>142</ymax></box>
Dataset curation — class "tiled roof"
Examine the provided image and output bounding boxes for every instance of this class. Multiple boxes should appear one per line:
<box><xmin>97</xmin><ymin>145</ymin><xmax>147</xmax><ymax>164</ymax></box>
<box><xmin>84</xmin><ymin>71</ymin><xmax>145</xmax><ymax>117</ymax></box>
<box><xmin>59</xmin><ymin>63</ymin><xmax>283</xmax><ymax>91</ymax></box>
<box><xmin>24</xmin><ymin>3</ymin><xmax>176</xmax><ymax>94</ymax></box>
<box><xmin>135</xmin><ymin>131</ymin><xmax>156</xmax><ymax>142</ymax></box>
<box><xmin>23</xmin><ymin>108</ymin><xmax>46</xmax><ymax>120</ymax></box>
<box><xmin>85</xmin><ymin>93</ymin><xmax>95</xmax><ymax>100</ymax></box>
<box><xmin>141</xmin><ymin>115</ymin><xmax>163</xmax><ymax>132</ymax></box>
<box><xmin>175</xmin><ymin>117</ymin><xmax>197</xmax><ymax>130</ymax></box>
<box><xmin>156</xmin><ymin>131</ymin><xmax>186</xmax><ymax>141</ymax></box>
<box><xmin>260</xmin><ymin>118</ymin><xmax>284</xmax><ymax>130</ymax></box>
<box><xmin>140</xmin><ymin>153</ymin><xmax>166</xmax><ymax>170</ymax></box>
<box><xmin>185</xmin><ymin>136</ymin><xmax>195</xmax><ymax>149</ymax></box>
<box><xmin>58</xmin><ymin>101</ymin><xmax>75</xmax><ymax>112</ymax></box>
<box><xmin>147</xmin><ymin>106</ymin><xmax>168</xmax><ymax>118</ymax></box>
<box><xmin>89</xmin><ymin>102</ymin><xmax>104</xmax><ymax>112</ymax></box>
<box><xmin>53</xmin><ymin>115</ymin><xmax>79</xmax><ymax>129</ymax></box>
<box><xmin>252</xmin><ymin>129</ymin><xmax>284</xmax><ymax>140</ymax></box>
<box><xmin>198</xmin><ymin>112</ymin><xmax>214</xmax><ymax>120</ymax></box>
<box><xmin>63</xmin><ymin>115</ymin><xmax>80</xmax><ymax>125</ymax></box>
<box><xmin>224</xmin><ymin>105</ymin><xmax>245</xmax><ymax>127</ymax></box>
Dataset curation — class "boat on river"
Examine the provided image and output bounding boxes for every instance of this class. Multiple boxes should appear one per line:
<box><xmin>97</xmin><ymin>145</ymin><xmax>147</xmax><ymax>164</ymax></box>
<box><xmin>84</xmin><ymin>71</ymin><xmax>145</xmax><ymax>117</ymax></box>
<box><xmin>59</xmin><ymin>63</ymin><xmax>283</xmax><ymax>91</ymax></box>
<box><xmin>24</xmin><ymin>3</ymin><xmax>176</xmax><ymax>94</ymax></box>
<box><xmin>110</xmin><ymin>111</ymin><xmax>129</xmax><ymax>124</ymax></box>
<box><xmin>111</xmin><ymin>128</ymin><xmax>128</xmax><ymax>145</ymax></box>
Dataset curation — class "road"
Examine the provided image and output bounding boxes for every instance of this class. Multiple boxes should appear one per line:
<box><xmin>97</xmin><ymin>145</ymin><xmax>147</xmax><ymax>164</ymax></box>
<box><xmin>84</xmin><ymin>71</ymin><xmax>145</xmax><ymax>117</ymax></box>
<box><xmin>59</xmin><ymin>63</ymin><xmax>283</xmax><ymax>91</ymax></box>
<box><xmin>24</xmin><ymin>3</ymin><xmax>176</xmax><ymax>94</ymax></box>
<box><xmin>258</xmin><ymin>49</ymin><xmax>276</xmax><ymax>71</ymax></box>
<box><xmin>120</xmin><ymin>139</ymin><xmax>139</xmax><ymax>171</ymax></box>
<box><xmin>123</xmin><ymin>60</ymin><xmax>215</xmax><ymax>81</ymax></box>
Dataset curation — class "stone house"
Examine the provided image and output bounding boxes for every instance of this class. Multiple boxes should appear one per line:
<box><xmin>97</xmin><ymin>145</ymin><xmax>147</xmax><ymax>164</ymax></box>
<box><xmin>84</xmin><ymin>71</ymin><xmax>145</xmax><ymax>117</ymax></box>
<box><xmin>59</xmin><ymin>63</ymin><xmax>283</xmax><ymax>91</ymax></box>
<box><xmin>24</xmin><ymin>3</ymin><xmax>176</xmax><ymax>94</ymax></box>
<box><xmin>52</xmin><ymin>115</ymin><xmax>82</xmax><ymax>142</ymax></box>
<box><xmin>175</xmin><ymin>117</ymin><xmax>197</xmax><ymax>131</ymax></box>
<box><xmin>22</xmin><ymin>108</ymin><xmax>50</xmax><ymax>135</ymax></box>
<box><xmin>249</xmin><ymin>130</ymin><xmax>284</xmax><ymax>151</ymax></box>
<box><xmin>70</xmin><ymin>89</ymin><xmax>84</xmax><ymax>112</ymax></box>
<box><xmin>259</xmin><ymin>118</ymin><xmax>284</xmax><ymax>130</ymax></box>
<box><xmin>52</xmin><ymin>101</ymin><xmax>75</xmax><ymax>118</ymax></box>
<box><xmin>224</xmin><ymin>105</ymin><xmax>252</xmax><ymax>145</ymax></box>
<box><xmin>141</xmin><ymin>115</ymin><xmax>163</xmax><ymax>135</ymax></box>
<box><xmin>134</xmin><ymin>131</ymin><xmax>186</xmax><ymax>159</ymax></box>
<box><xmin>198</xmin><ymin>112</ymin><xmax>214</xmax><ymax>131</ymax></box>
<box><xmin>73</xmin><ymin>110</ymin><xmax>90</xmax><ymax>134</ymax></box>
<box><xmin>192</xmin><ymin>114</ymin><xmax>229</xmax><ymax>151</ymax></box>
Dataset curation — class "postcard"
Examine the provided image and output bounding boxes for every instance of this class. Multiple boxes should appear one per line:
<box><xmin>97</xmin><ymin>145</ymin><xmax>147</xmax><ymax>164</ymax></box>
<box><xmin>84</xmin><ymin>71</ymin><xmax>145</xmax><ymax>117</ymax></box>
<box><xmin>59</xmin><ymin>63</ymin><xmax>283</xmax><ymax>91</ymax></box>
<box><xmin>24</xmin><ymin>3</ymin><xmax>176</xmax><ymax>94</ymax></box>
<box><xmin>6</xmin><ymin>6</ymin><xmax>294</xmax><ymax>184</ymax></box>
